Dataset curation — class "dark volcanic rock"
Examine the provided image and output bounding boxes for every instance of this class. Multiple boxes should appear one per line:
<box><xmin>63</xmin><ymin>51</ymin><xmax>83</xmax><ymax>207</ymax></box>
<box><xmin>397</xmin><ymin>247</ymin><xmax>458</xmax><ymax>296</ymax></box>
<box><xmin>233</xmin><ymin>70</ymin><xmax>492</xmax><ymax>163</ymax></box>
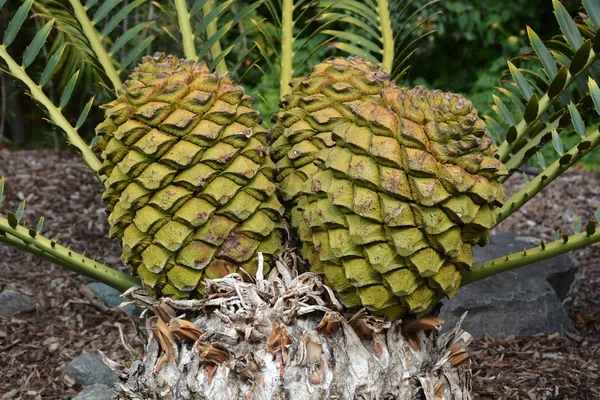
<box><xmin>66</xmin><ymin>352</ymin><xmax>116</xmax><ymax>387</ymax></box>
<box><xmin>0</xmin><ymin>289</ymin><xmax>33</xmax><ymax>317</ymax></box>
<box><xmin>87</xmin><ymin>282</ymin><xmax>139</xmax><ymax>316</ymax></box>
<box><xmin>440</xmin><ymin>232</ymin><xmax>579</xmax><ymax>338</ymax></box>
<box><xmin>72</xmin><ymin>384</ymin><xmax>114</xmax><ymax>400</ymax></box>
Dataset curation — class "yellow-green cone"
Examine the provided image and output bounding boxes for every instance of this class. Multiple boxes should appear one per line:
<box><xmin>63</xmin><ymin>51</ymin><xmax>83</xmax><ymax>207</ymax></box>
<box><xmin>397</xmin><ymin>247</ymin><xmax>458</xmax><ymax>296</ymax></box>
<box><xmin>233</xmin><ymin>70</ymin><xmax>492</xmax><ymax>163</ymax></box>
<box><xmin>274</xmin><ymin>58</ymin><xmax>507</xmax><ymax>319</ymax></box>
<box><xmin>271</xmin><ymin>57</ymin><xmax>391</xmax><ymax>202</ymax></box>
<box><xmin>94</xmin><ymin>53</ymin><xmax>285</xmax><ymax>298</ymax></box>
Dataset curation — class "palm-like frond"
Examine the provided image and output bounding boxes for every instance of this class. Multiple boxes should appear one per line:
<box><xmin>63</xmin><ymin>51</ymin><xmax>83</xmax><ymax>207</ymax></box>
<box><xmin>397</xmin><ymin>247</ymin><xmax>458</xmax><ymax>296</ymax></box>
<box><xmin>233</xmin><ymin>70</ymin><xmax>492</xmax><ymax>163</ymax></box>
<box><xmin>317</xmin><ymin>0</ymin><xmax>439</xmax><ymax>80</ymax></box>
<box><xmin>0</xmin><ymin>0</ymin><xmax>101</xmax><ymax>174</ymax></box>
<box><xmin>0</xmin><ymin>178</ymin><xmax>139</xmax><ymax>291</ymax></box>
<box><xmin>167</xmin><ymin>0</ymin><xmax>262</xmax><ymax>75</ymax></box>
<box><xmin>488</xmin><ymin>0</ymin><xmax>600</xmax><ymax>224</ymax></box>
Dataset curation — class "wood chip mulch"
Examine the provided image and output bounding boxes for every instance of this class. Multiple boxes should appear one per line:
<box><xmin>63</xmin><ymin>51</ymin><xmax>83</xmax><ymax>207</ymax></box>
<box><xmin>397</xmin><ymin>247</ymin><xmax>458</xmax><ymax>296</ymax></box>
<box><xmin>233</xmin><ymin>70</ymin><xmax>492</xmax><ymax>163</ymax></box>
<box><xmin>0</xmin><ymin>149</ymin><xmax>598</xmax><ymax>399</ymax></box>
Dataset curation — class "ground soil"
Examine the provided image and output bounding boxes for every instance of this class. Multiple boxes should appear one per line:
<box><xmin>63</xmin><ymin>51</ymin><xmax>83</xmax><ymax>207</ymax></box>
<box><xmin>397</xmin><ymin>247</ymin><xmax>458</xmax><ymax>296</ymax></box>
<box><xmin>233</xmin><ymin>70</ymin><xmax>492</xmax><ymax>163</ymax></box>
<box><xmin>0</xmin><ymin>149</ymin><xmax>598</xmax><ymax>399</ymax></box>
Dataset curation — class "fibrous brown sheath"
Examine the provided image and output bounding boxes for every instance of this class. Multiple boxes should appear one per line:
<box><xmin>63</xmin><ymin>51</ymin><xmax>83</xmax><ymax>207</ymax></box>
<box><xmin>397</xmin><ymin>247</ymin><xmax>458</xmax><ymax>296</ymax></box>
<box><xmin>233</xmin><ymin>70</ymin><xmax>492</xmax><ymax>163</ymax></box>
<box><xmin>94</xmin><ymin>53</ymin><xmax>285</xmax><ymax>298</ymax></box>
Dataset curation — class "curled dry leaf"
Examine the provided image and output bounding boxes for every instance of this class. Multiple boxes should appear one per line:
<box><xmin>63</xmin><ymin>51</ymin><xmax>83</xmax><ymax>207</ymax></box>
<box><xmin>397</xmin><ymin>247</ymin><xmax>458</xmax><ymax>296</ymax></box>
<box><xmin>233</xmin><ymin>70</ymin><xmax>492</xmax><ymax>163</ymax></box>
<box><xmin>317</xmin><ymin>311</ymin><xmax>343</xmax><ymax>337</ymax></box>
<box><xmin>267</xmin><ymin>321</ymin><xmax>292</xmax><ymax>364</ymax></box>
<box><xmin>348</xmin><ymin>308</ymin><xmax>391</xmax><ymax>340</ymax></box>
<box><xmin>149</xmin><ymin>316</ymin><xmax>175</xmax><ymax>372</ymax></box>
<box><xmin>196</xmin><ymin>342</ymin><xmax>230</xmax><ymax>365</ymax></box>
<box><xmin>401</xmin><ymin>315</ymin><xmax>445</xmax><ymax>351</ymax></box>
<box><xmin>168</xmin><ymin>318</ymin><xmax>202</xmax><ymax>342</ymax></box>
<box><xmin>153</xmin><ymin>302</ymin><xmax>176</xmax><ymax>323</ymax></box>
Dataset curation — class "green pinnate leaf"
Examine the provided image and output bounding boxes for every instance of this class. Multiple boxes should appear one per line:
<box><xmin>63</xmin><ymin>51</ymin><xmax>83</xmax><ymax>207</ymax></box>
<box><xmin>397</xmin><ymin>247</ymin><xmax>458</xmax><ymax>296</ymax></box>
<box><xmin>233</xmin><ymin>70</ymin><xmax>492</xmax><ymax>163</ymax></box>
<box><xmin>119</xmin><ymin>36</ymin><xmax>156</xmax><ymax>72</ymax></box>
<box><xmin>90</xmin><ymin>135</ymin><xmax>100</xmax><ymax>148</ymax></box>
<box><xmin>92</xmin><ymin>0</ymin><xmax>120</xmax><ymax>24</ymax></box>
<box><xmin>583</xmin><ymin>0</ymin><xmax>600</xmax><ymax>29</ymax></box>
<box><xmin>569</xmin><ymin>40</ymin><xmax>592</xmax><ymax>75</ymax></box>
<box><xmin>76</xmin><ymin>97</ymin><xmax>95</xmax><ymax>130</ymax></box>
<box><xmin>508</xmin><ymin>61</ymin><xmax>533</xmax><ymax>99</ymax></box>
<box><xmin>537</xmin><ymin>152</ymin><xmax>547</xmax><ymax>168</ymax></box>
<box><xmin>586</xmin><ymin>220</ymin><xmax>596</xmax><ymax>236</ymax></box>
<box><xmin>36</xmin><ymin>216</ymin><xmax>44</xmax><ymax>233</ymax></box>
<box><xmin>596</xmin><ymin>206</ymin><xmax>600</xmax><ymax>223</ymax></box>
<box><xmin>101</xmin><ymin>0</ymin><xmax>146</xmax><ymax>37</ymax></box>
<box><xmin>493</xmin><ymin>94</ymin><xmax>516</xmax><ymax>126</ymax></box>
<box><xmin>59</xmin><ymin>71</ymin><xmax>80</xmax><ymax>109</ymax></box>
<box><xmin>548</xmin><ymin>66</ymin><xmax>568</xmax><ymax>98</ymax></box>
<box><xmin>553</xmin><ymin>0</ymin><xmax>584</xmax><ymax>49</ymax></box>
<box><xmin>15</xmin><ymin>200</ymin><xmax>25</xmax><ymax>222</ymax></box>
<box><xmin>22</xmin><ymin>19</ymin><xmax>54</xmax><ymax>68</ymax></box>
<box><xmin>573</xmin><ymin>216</ymin><xmax>582</xmax><ymax>233</ymax></box>
<box><xmin>51</xmin><ymin>232</ymin><xmax>61</xmax><ymax>248</ymax></box>
<box><xmin>522</xmin><ymin>172</ymin><xmax>530</xmax><ymax>183</ymax></box>
<box><xmin>7</xmin><ymin>213</ymin><xmax>17</xmax><ymax>229</ymax></box>
<box><xmin>3</xmin><ymin>0</ymin><xmax>33</xmax><ymax>47</ymax></box>
<box><xmin>506</xmin><ymin>126</ymin><xmax>518</xmax><ymax>144</ymax></box>
<box><xmin>524</xmin><ymin>93</ymin><xmax>539</xmax><ymax>123</ymax></box>
<box><xmin>568</xmin><ymin>102</ymin><xmax>586</xmax><ymax>137</ymax></box>
<box><xmin>0</xmin><ymin>177</ymin><xmax>4</xmax><ymax>204</ymax></box>
<box><xmin>527</xmin><ymin>26</ymin><xmax>558</xmax><ymax>79</ymax></box>
<box><xmin>588</xmin><ymin>77</ymin><xmax>600</xmax><ymax>115</ymax></box>
<box><xmin>40</xmin><ymin>43</ymin><xmax>67</xmax><ymax>88</ymax></box>
<box><xmin>0</xmin><ymin>0</ymin><xmax>7</xmax><ymax>10</ymax></box>
<box><xmin>552</xmin><ymin>130</ymin><xmax>564</xmax><ymax>155</ymax></box>
<box><xmin>109</xmin><ymin>21</ymin><xmax>154</xmax><ymax>56</ymax></box>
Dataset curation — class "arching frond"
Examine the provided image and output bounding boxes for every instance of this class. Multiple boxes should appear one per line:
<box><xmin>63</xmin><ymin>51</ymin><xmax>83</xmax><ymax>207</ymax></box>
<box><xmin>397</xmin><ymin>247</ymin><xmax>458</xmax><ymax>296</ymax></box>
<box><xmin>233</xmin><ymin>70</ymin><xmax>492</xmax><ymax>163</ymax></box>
<box><xmin>317</xmin><ymin>0</ymin><xmax>439</xmax><ymax>80</ymax></box>
<box><xmin>489</xmin><ymin>0</ymin><xmax>600</xmax><ymax>223</ymax></box>
<box><xmin>0</xmin><ymin>178</ymin><xmax>139</xmax><ymax>292</ymax></box>
<box><xmin>0</xmin><ymin>1</ymin><xmax>101</xmax><ymax>175</ymax></box>
<box><xmin>168</xmin><ymin>0</ymin><xmax>262</xmax><ymax>76</ymax></box>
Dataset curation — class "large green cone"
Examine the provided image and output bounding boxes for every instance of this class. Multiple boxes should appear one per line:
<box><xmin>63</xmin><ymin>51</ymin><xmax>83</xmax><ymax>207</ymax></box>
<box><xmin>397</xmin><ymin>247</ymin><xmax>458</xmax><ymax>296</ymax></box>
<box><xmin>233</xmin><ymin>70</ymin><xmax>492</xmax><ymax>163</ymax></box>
<box><xmin>94</xmin><ymin>53</ymin><xmax>285</xmax><ymax>298</ymax></box>
<box><xmin>271</xmin><ymin>57</ymin><xmax>391</xmax><ymax>202</ymax></box>
<box><xmin>274</xmin><ymin>58</ymin><xmax>507</xmax><ymax>319</ymax></box>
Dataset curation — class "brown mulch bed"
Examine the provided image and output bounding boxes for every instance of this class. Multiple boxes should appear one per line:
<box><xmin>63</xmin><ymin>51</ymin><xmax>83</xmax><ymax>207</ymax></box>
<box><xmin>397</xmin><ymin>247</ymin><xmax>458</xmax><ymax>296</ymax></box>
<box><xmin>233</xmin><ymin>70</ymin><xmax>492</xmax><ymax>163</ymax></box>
<box><xmin>0</xmin><ymin>149</ymin><xmax>599</xmax><ymax>399</ymax></box>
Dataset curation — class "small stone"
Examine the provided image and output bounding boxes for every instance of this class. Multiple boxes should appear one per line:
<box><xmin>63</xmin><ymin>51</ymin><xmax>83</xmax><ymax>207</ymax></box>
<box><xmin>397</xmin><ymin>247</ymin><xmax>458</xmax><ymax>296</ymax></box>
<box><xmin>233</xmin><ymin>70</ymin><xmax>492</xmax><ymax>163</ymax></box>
<box><xmin>440</xmin><ymin>232</ymin><xmax>579</xmax><ymax>338</ymax></box>
<box><xmin>66</xmin><ymin>352</ymin><xmax>116</xmax><ymax>387</ymax></box>
<box><xmin>0</xmin><ymin>289</ymin><xmax>33</xmax><ymax>317</ymax></box>
<box><xmin>87</xmin><ymin>282</ymin><xmax>139</xmax><ymax>316</ymax></box>
<box><xmin>72</xmin><ymin>384</ymin><xmax>113</xmax><ymax>400</ymax></box>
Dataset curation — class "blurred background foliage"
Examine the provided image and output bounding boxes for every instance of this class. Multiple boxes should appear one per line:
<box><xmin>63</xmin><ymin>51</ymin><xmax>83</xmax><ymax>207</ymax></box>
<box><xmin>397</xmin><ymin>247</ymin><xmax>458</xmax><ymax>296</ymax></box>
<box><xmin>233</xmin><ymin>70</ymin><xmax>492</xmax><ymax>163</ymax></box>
<box><xmin>1</xmin><ymin>0</ymin><xmax>598</xmax><ymax>169</ymax></box>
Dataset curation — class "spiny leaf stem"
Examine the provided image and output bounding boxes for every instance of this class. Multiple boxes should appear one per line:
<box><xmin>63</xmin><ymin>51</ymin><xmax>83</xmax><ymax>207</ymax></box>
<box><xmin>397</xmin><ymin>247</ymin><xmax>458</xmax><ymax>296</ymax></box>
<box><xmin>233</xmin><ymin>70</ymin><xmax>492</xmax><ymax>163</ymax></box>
<box><xmin>68</xmin><ymin>0</ymin><xmax>123</xmax><ymax>92</ymax></box>
<box><xmin>462</xmin><ymin>228</ymin><xmax>600</xmax><ymax>285</ymax></box>
<box><xmin>0</xmin><ymin>45</ymin><xmax>102</xmax><ymax>178</ymax></box>
<box><xmin>0</xmin><ymin>217</ymin><xmax>139</xmax><ymax>292</ymax></box>
<box><xmin>496</xmin><ymin>49</ymin><xmax>600</xmax><ymax>165</ymax></box>
<box><xmin>377</xmin><ymin>0</ymin><xmax>393</xmax><ymax>73</ymax></box>
<box><xmin>280</xmin><ymin>0</ymin><xmax>294</xmax><ymax>96</ymax></box>
<box><xmin>496</xmin><ymin>128</ymin><xmax>600</xmax><ymax>225</ymax></box>
<box><xmin>175</xmin><ymin>0</ymin><xmax>198</xmax><ymax>61</ymax></box>
<box><xmin>204</xmin><ymin>0</ymin><xmax>227</xmax><ymax>73</ymax></box>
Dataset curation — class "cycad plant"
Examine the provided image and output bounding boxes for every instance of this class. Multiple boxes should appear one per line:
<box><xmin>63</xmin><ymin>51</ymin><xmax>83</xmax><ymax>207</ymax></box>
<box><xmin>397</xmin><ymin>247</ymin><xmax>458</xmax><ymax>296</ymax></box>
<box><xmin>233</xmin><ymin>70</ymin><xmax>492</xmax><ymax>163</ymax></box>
<box><xmin>1</xmin><ymin>0</ymin><xmax>600</xmax><ymax>398</ymax></box>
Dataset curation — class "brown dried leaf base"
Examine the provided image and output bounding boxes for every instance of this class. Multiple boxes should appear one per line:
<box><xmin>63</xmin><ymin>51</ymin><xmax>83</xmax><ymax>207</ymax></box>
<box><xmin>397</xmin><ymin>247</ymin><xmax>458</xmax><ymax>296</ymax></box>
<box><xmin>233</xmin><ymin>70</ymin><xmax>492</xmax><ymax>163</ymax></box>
<box><xmin>107</xmin><ymin>259</ymin><xmax>473</xmax><ymax>399</ymax></box>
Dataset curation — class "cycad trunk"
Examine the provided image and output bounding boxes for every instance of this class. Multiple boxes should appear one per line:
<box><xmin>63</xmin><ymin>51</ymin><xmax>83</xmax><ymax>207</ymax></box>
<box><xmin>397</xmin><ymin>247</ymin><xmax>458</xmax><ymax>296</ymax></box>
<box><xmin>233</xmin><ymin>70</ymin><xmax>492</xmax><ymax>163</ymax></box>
<box><xmin>106</xmin><ymin>260</ymin><xmax>472</xmax><ymax>399</ymax></box>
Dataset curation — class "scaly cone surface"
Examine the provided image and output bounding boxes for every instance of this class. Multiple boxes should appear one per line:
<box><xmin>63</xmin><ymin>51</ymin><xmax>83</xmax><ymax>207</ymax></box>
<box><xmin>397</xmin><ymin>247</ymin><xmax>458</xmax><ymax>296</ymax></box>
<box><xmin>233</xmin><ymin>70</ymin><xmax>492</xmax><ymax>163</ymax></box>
<box><xmin>94</xmin><ymin>53</ymin><xmax>285</xmax><ymax>298</ymax></box>
<box><xmin>275</xmin><ymin>58</ymin><xmax>507</xmax><ymax>319</ymax></box>
<box><xmin>271</xmin><ymin>57</ymin><xmax>391</xmax><ymax>202</ymax></box>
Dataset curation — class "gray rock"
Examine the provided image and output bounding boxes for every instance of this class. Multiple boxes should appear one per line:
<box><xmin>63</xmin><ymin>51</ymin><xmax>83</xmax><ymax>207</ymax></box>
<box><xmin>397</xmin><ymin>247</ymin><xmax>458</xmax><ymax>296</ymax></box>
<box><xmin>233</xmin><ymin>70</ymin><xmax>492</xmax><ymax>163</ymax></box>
<box><xmin>440</xmin><ymin>232</ymin><xmax>579</xmax><ymax>338</ymax></box>
<box><xmin>87</xmin><ymin>282</ymin><xmax>139</xmax><ymax>316</ymax></box>
<box><xmin>0</xmin><ymin>289</ymin><xmax>33</xmax><ymax>317</ymax></box>
<box><xmin>72</xmin><ymin>384</ymin><xmax>114</xmax><ymax>400</ymax></box>
<box><xmin>66</xmin><ymin>352</ymin><xmax>116</xmax><ymax>387</ymax></box>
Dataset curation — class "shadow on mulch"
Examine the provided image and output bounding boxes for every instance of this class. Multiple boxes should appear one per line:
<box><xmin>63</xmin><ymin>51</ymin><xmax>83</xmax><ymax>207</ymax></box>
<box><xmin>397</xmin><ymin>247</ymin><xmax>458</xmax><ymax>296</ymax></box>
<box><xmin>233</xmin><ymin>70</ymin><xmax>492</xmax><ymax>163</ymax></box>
<box><xmin>0</xmin><ymin>149</ymin><xmax>598</xmax><ymax>399</ymax></box>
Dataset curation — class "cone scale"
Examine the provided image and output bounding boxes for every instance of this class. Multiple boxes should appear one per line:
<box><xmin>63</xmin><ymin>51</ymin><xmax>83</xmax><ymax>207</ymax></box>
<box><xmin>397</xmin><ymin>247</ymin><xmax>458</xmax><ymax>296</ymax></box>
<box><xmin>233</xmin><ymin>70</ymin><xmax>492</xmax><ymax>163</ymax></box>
<box><xmin>273</xmin><ymin>57</ymin><xmax>507</xmax><ymax>319</ymax></box>
<box><xmin>94</xmin><ymin>53</ymin><xmax>285</xmax><ymax>298</ymax></box>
